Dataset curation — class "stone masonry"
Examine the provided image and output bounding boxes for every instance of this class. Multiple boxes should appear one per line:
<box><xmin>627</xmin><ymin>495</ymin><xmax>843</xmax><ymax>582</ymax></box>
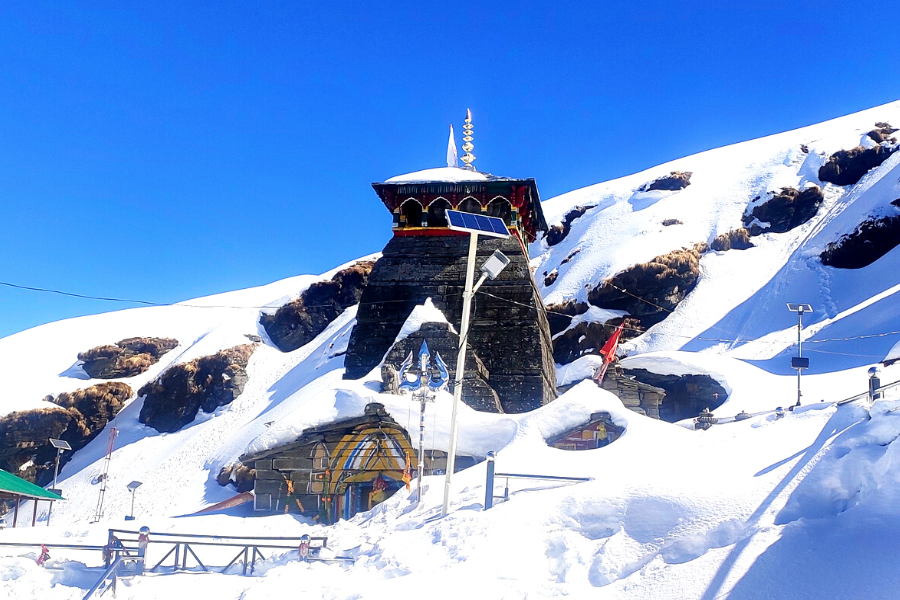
<box><xmin>344</xmin><ymin>233</ymin><xmax>557</xmax><ymax>413</ymax></box>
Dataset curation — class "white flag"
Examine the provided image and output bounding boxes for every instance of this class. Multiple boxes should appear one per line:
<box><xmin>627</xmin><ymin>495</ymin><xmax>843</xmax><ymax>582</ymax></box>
<box><xmin>447</xmin><ymin>125</ymin><xmax>458</xmax><ymax>168</ymax></box>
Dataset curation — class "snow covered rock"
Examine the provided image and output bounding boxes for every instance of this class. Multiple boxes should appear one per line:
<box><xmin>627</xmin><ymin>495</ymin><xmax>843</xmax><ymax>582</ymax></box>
<box><xmin>0</xmin><ymin>382</ymin><xmax>132</xmax><ymax>484</ymax></box>
<box><xmin>638</xmin><ymin>170</ymin><xmax>693</xmax><ymax>192</ymax></box>
<box><xmin>137</xmin><ymin>344</ymin><xmax>256</xmax><ymax>433</ymax></box>
<box><xmin>260</xmin><ymin>260</ymin><xmax>374</xmax><ymax>353</ymax></box>
<box><xmin>77</xmin><ymin>337</ymin><xmax>178</xmax><ymax>379</ymax></box>
<box><xmin>587</xmin><ymin>244</ymin><xmax>705</xmax><ymax>329</ymax></box>
<box><xmin>742</xmin><ymin>185</ymin><xmax>824</xmax><ymax>235</ymax></box>
<box><xmin>819</xmin><ymin>144</ymin><xmax>896</xmax><ymax>186</ymax></box>
<box><xmin>820</xmin><ymin>210</ymin><xmax>900</xmax><ymax>269</ymax></box>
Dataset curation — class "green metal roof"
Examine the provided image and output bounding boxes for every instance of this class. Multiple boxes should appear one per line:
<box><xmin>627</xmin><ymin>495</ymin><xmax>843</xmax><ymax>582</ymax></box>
<box><xmin>0</xmin><ymin>469</ymin><xmax>64</xmax><ymax>501</ymax></box>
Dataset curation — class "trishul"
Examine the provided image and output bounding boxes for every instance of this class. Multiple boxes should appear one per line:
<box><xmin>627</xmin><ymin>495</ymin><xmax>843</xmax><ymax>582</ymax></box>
<box><xmin>398</xmin><ymin>341</ymin><xmax>449</xmax><ymax>392</ymax></box>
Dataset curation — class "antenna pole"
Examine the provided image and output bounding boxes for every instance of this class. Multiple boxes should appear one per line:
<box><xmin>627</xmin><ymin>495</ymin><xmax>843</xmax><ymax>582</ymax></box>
<box><xmin>93</xmin><ymin>427</ymin><xmax>117</xmax><ymax>523</ymax></box>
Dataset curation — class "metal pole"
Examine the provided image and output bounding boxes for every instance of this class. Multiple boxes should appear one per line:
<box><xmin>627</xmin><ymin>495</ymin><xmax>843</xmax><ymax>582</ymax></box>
<box><xmin>483</xmin><ymin>452</ymin><xmax>496</xmax><ymax>511</ymax></box>
<box><xmin>417</xmin><ymin>391</ymin><xmax>426</xmax><ymax>503</ymax></box>
<box><xmin>53</xmin><ymin>448</ymin><xmax>61</xmax><ymax>491</ymax></box>
<box><xmin>443</xmin><ymin>231</ymin><xmax>479</xmax><ymax>516</ymax></box>
<box><xmin>130</xmin><ymin>489</ymin><xmax>136</xmax><ymax>519</ymax></box>
<box><xmin>797</xmin><ymin>308</ymin><xmax>803</xmax><ymax>407</ymax></box>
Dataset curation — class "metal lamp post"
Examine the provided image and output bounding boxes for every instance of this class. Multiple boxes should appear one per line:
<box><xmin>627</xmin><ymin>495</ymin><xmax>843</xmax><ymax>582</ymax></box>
<box><xmin>46</xmin><ymin>439</ymin><xmax>71</xmax><ymax>526</ymax></box>
<box><xmin>442</xmin><ymin>209</ymin><xmax>512</xmax><ymax>517</ymax></box>
<box><xmin>49</xmin><ymin>438</ymin><xmax>71</xmax><ymax>492</ymax></box>
<box><xmin>787</xmin><ymin>303</ymin><xmax>812</xmax><ymax>408</ymax></box>
<box><xmin>126</xmin><ymin>481</ymin><xmax>142</xmax><ymax>521</ymax></box>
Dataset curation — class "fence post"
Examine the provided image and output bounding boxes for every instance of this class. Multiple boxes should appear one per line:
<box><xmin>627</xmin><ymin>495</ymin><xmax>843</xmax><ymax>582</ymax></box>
<box><xmin>869</xmin><ymin>367</ymin><xmax>881</xmax><ymax>405</ymax></box>
<box><xmin>106</xmin><ymin>530</ymin><xmax>113</xmax><ymax>568</ymax></box>
<box><xmin>484</xmin><ymin>451</ymin><xmax>496</xmax><ymax>511</ymax></box>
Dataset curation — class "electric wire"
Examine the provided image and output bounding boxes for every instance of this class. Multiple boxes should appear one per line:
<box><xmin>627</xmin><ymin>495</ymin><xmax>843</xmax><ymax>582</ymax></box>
<box><xmin>3</xmin><ymin>277</ymin><xmax>900</xmax><ymax>351</ymax></box>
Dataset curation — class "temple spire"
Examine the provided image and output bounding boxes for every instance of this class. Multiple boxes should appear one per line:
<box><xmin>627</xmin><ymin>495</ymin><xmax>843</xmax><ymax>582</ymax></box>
<box><xmin>447</xmin><ymin>124</ymin><xmax>458</xmax><ymax>168</ymax></box>
<box><xmin>461</xmin><ymin>109</ymin><xmax>476</xmax><ymax>170</ymax></box>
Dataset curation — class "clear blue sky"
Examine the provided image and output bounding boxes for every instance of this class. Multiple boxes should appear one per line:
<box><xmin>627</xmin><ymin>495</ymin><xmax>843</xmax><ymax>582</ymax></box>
<box><xmin>1</xmin><ymin>1</ymin><xmax>898</xmax><ymax>338</ymax></box>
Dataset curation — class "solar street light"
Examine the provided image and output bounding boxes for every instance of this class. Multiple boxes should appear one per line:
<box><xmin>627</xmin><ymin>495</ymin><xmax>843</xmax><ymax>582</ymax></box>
<box><xmin>786</xmin><ymin>303</ymin><xmax>813</xmax><ymax>408</ymax></box>
<box><xmin>49</xmin><ymin>438</ymin><xmax>71</xmax><ymax>492</ymax></box>
<box><xmin>441</xmin><ymin>210</ymin><xmax>511</xmax><ymax>517</ymax></box>
<box><xmin>126</xmin><ymin>481</ymin><xmax>142</xmax><ymax>521</ymax></box>
<box><xmin>481</xmin><ymin>250</ymin><xmax>510</xmax><ymax>280</ymax></box>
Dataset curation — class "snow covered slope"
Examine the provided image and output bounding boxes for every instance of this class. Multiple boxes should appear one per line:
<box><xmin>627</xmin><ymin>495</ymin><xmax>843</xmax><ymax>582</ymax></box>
<box><xmin>533</xmin><ymin>99</ymin><xmax>900</xmax><ymax>372</ymax></box>
<box><xmin>3</xmin><ymin>102</ymin><xmax>900</xmax><ymax>599</ymax></box>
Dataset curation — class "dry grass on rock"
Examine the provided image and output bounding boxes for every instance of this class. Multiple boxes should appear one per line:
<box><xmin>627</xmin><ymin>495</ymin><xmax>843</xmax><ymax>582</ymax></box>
<box><xmin>0</xmin><ymin>382</ymin><xmax>132</xmax><ymax>484</ymax></box>
<box><xmin>710</xmin><ymin>228</ymin><xmax>754</xmax><ymax>251</ymax></box>
<box><xmin>78</xmin><ymin>337</ymin><xmax>178</xmax><ymax>379</ymax></box>
<box><xmin>138</xmin><ymin>344</ymin><xmax>256</xmax><ymax>433</ymax></box>
<box><xmin>261</xmin><ymin>261</ymin><xmax>375</xmax><ymax>353</ymax></box>
<box><xmin>588</xmin><ymin>244</ymin><xmax>705</xmax><ymax>329</ymax></box>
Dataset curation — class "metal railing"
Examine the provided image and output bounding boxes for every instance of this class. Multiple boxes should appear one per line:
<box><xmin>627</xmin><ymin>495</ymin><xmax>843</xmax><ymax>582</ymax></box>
<box><xmin>106</xmin><ymin>529</ymin><xmax>339</xmax><ymax>576</ymax></box>
<box><xmin>482</xmin><ymin>452</ymin><xmax>592</xmax><ymax>510</ymax></box>
<box><xmin>82</xmin><ymin>554</ymin><xmax>144</xmax><ymax>600</ymax></box>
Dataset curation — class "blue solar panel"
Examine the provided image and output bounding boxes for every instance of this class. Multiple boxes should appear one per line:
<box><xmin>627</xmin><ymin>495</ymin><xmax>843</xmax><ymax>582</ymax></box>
<box><xmin>445</xmin><ymin>210</ymin><xmax>509</xmax><ymax>238</ymax></box>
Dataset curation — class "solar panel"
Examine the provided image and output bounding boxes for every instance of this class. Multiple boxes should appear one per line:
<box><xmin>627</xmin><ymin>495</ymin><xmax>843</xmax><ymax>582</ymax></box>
<box><xmin>446</xmin><ymin>210</ymin><xmax>510</xmax><ymax>238</ymax></box>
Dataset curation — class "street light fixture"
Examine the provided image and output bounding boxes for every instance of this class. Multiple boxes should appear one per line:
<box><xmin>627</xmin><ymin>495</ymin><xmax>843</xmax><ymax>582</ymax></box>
<box><xmin>126</xmin><ymin>481</ymin><xmax>142</xmax><ymax>521</ymax></box>
<box><xmin>48</xmin><ymin>438</ymin><xmax>71</xmax><ymax>492</ymax></box>
<box><xmin>786</xmin><ymin>303</ymin><xmax>813</xmax><ymax>408</ymax></box>
<box><xmin>442</xmin><ymin>210</ymin><xmax>511</xmax><ymax>517</ymax></box>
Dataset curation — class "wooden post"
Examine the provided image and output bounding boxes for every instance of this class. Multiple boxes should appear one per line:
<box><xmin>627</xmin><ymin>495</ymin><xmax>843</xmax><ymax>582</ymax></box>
<box><xmin>31</xmin><ymin>500</ymin><xmax>38</xmax><ymax>526</ymax></box>
<box><xmin>12</xmin><ymin>497</ymin><xmax>19</xmax><ymax>527</ymax></box>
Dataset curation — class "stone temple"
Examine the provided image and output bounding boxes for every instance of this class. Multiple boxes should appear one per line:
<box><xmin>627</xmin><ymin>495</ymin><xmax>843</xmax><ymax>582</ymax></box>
<box><xmin>343</xmin><ymin>165</ymin><xmax>557</xmax><ymax>413</ymax></box>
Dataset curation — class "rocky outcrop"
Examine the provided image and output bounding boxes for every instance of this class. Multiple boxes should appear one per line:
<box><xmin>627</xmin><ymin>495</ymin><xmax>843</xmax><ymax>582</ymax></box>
<box><xmin>0</xmin><ymin>382</ymin><xmax>132</xmax><ymax>485</ymax></box>
<box><xmin>710</xmin><ymin>228</ymin><xmax>754</xmax><ymax>251</ymax></box>
<box><xmin>138</xmin><ymin>344</ymin><xmax>256</xmax><ymax>433</ymax></box>
<box><xmin>623</xmin><ymin>368</ymin><xmax>728</xmax><ymax>422</ymax></box>
<box><xmin>216</xmin><ymin>462</ymin><xmax>256</xmax><ymax>493</ymax></box>
<box><xmin>552</xmin><ymin>317</ymin><xmax>641</xmax><ymax>365</ymax></box>
<box><xmin>545</xmin><ymin>300</ymin><xmax>589</xmax><ymax>337</ymax></box>
<box><xmin>546</xmin><ymin>206</ymin><xmax>589</xmax><ymax>247</ymax></box>
<box><xmin>639</xmin><ymin>171</ymin><xmax>692</xmax><ymax>192</ymax></box>
<box><xmin>867</xmin><ymin>123</ymin><xmax>898</xmax><ymax>144</ymax></box>
<box><xmin>587</xmin><ymin>244</ymin><xmax>705</xmax><ymax>329</ymax></box>
<box><xmin>261</xmin><ymin>261</ymin><xmax>375</xmax><ymax>353</ymax></box>
<box><xmin>78</xmin><ymin>337</ymin><xmax>178</xmax><ymax>379</ymax></box>
<box><xmin>662</xmin><ymin>218</ymin><xmax>683</xmax><ymax>226</ymax></box>
<box><xmin>742</xmin><ymin>186</ymin><xmax>824</xmax><ymax>235</ymax></box>
<box><xmin>818</xmin><ymin>145</ymin><xmax>896</xmax><ymax>186</ymax></box>
<box><xmin>820</xmin><ymin>214</ymin><xmax>900</xmax><ymax>269</ymax></box>
<box><xmin>542</xmin><ymin>249</ymin><xmax>581</xmax><ymax>287</ymax></box>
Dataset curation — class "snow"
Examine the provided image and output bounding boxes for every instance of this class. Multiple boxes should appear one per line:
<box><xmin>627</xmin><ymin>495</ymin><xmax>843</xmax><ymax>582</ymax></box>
<box><xmin>384</xmin><ymin>166</ymin><xmax>489</xmax><ymax>183</ymax></box>
<box><xmin>532</xmin><ymin>99</ymin><xmax>900</xmax><ymax>373</ymax></box>
<box><xmin>4</xmin><ymin>102</ymin><xmax>900</xmax><ymax>598</ymax></box>
<box><xmin>886</xmin><ymin>340</ymin><xmax>900</xmax><ymax>363</ymax></box>
<box><xmin>391</xmin><ymin>297</ymin><xmax>454</xmax><ymax>343</ymax></box>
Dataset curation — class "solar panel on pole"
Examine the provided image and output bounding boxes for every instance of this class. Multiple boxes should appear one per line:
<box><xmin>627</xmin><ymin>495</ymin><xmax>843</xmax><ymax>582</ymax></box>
<box><xmin>446</xmin><ymin>210</ymin><xmax>510</xmax><ymax>238</ymax></box>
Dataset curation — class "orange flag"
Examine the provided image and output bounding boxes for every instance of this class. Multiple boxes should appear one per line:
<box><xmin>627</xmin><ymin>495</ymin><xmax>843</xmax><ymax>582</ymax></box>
<box><xmin>402</xmin><ymin>451</ymin><xmax>412</xmax><ymax>491</ymax></box>
<box><xmin>600</xmin><ymin>324</ymin><xmax>624</xmax><ymax>364</ymax></box>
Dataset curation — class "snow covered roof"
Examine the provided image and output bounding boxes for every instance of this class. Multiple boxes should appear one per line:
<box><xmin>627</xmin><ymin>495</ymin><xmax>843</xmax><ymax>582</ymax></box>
<box><xmin>383</xmin><ymin>167</ymin><xmax>510</xmax><ymax>184</ymax></box>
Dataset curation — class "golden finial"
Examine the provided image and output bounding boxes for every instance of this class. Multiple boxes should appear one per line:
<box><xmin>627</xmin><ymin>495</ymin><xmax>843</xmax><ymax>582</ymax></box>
<box><xmin>461</xmin><ymin>108</ymin><xmax>476</xmax><ymax>170</ymax></box>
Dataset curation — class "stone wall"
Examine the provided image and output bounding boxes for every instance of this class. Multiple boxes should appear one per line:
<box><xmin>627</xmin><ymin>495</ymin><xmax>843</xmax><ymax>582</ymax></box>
<box><xmin>343</xmin><ymin>234</ymin><xmax>557</xmax><ymax>413</ymax></box>
<box><xmin>380</xmin><ymin>322</ymin><xmax>502</xmax><ymax>412</ymax></box>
